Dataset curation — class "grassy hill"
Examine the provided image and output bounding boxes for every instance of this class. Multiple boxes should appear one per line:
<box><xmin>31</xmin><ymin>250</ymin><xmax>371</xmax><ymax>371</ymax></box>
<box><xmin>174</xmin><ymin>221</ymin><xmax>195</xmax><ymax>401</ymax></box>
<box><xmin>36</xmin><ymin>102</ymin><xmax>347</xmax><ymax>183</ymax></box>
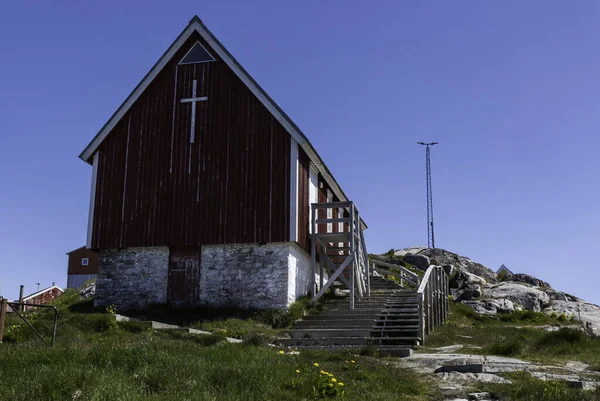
<box><xmin>0</xmin><ymin>291</ymin><xmax>435</xmax><ymax>401</ymax></box>
<box><xmin>3</xmin><ymin>289</ymin><xmax>600</xmax><ymax>400</ymax></box>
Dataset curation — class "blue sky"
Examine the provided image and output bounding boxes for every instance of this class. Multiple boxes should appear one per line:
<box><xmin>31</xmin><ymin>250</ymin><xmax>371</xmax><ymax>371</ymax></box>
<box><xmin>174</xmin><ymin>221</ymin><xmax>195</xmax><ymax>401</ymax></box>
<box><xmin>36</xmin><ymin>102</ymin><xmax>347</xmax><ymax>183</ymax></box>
<box><xmin>1</xmin><ymin>1</ymin><xmax>599</xmax><ymax>303</ymax></box>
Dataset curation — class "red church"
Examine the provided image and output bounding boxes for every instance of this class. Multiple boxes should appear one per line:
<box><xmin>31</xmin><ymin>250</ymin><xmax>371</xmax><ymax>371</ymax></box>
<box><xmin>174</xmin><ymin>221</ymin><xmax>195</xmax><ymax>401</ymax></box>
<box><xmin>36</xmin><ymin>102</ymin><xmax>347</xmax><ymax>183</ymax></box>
<box><xmin>81</xmin><ymin>16</ymin><xmax>368</xmax><ymax>310</ymax></box>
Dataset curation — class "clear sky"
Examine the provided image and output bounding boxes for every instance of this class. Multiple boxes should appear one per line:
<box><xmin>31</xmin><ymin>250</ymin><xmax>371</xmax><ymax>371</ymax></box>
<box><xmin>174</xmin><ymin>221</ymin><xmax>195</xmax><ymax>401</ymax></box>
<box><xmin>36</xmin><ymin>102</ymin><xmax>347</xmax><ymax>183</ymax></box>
<box><xmin>1</xmin><ymin>1</ymin><xmax>599</xmax><ymax>303</ymax></box>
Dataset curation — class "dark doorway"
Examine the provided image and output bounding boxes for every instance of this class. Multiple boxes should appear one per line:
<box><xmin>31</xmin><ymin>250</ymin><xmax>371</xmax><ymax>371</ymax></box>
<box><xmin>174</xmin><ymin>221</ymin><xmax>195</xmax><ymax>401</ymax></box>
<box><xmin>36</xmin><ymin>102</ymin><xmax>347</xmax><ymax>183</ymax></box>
<box><xmin>167</xmin><ymin>248</ymin><xmax>201</xmax><ymax>307</ymax></box>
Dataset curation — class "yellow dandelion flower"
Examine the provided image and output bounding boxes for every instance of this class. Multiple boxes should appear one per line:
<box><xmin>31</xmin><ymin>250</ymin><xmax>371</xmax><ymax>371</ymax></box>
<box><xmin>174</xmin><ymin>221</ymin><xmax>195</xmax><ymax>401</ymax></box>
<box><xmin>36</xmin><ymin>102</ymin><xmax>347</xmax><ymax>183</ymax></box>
<box><xmin>313</xmin><ymin>363</ymin><xmax>319</xmax><ymax>367</ymax></box>
<box><xmin>328</xmin><ymin>383</ymin><xmax>333</xmax><ymax>387</ymax></box>
<box><xmin>331</xmin><ymin>378</ymin><xmax>337</xmax><ymax>383</ymax></box>
<box><xmin>329</xmin><ymin>373</ymin><xmax>334</xmax><ymax>377</ymax></box>
<box><xmin>320</xmin><ymin>370</ymin><xmax>326</xmax><ymax>375</ymax></box>
<box><xmin>338</xmin><ymin>382</ymin><xmax>344</xmax><ymax>387</ymax></box>
<box><xmin>279</xmin><ymin>350</ymin><xmax>285</xmax><ymax>354</ymax></box>
<box><xmin>295</xmin><ymin>370</ymin><xmax>300</xmax><ymax>373</ymax></box>
<box><xmin>351</xmin><ymin>360</ymin><xmax>355</xmax><ymax>363</ymax></box>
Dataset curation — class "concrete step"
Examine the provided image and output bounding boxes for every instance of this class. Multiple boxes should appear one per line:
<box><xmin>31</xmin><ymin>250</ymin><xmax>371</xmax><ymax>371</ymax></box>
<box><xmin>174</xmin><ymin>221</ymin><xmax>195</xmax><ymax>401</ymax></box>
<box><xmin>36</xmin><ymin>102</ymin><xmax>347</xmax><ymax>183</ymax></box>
<box><xmin>381</xmin><ymin>308</ymin><xmax>419</xmax><ymax>314</ymax></box>
<box><xmin>371</xmin><ymin>327</ymin><xmax>420</xmax><ymax>334</ymax></box>
<box><xmin>289</xmin><ymin>328</ymin><xmax>372</xmax><ymax>339</ymax></box>
<box><xmin>320</xmin><ymin>307</ymin><xmax>384</xmax><ymax>314</ymax></box>
<box><xmin>279</xmin><ymin>337</ymin><xmax>372</xmax><ymax>347</ymax></box>
<box><xmin>279</xmin><ymin>336</ymin><xmax>421</xmax><ymax>347</ymax></box>
<box><xmin>301</xmin><ymin>313</ymin><xmax>382</xmax><ymax>321</ymax></box>
<box><xmin>280</xmin><ymin>344</ymin><xmax>414</xmax><ymax>358</ymax></box>
<box><xmin>294</xmin><ymin>319</ymin><xmax>376</xmax><ymax>329</ymax></box>
<box><xmin>376</xmin><ymin>318</ymin><xmax>420</xmax><ymax>324</ymax></box>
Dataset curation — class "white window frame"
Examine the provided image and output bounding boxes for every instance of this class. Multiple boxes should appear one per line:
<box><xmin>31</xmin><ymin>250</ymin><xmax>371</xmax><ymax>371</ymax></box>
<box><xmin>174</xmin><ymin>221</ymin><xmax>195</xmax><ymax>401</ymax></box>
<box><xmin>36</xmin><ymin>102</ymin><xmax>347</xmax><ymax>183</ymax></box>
<box><xmin>308</xmin><ymin>164</ymin><xmax>319</xmax><ymax>234</ymax></box>
<box><xmin>81</xmin><ymin>258</ymin><xmax>89</xmax><ymax>266</ymax></box>
<box><xmin>326</xmin><ymin>189</ymin><xmax>333</xmax><ymax>233</ymax></box>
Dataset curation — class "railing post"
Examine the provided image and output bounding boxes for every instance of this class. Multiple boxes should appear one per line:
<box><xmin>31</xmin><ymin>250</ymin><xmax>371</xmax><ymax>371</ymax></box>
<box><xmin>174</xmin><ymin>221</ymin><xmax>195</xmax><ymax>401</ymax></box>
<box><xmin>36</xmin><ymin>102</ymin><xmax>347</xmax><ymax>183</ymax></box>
<box><xmin>349</xmin><ymin>203</ymin><xmax>355</xmax><ymax>310</ymax></box>
<box><xmin>311</xmin><ymin>204</ymin><xmax>317</xmax><ymax>298</ymax></box>
<box><xmin>0</xmin><ymin>298</ymin><xmax>7</xmax><ymax>344</ymax></box>
<box><xmin>417</xmin><ymin>292</ymin><xmax>424</xmax><ymax>343</ymax></box>
<box><xmin>319</xmin><ymin>243</ymin><xmax>324</xmax><ymax>291</ymax></box>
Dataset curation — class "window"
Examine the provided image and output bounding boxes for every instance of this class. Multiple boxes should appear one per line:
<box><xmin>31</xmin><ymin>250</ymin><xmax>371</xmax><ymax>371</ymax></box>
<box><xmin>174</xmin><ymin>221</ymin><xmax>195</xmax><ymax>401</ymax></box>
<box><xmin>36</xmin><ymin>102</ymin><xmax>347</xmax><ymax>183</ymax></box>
<box><xmin>179</xmin><ymin>42</ymin><xmax>216</xmax><ymax>65</ymax></box>
<box><xmin>81</xmin><ymin>258</ymin><xmax>89</xmax><ymax>266</ymax></box>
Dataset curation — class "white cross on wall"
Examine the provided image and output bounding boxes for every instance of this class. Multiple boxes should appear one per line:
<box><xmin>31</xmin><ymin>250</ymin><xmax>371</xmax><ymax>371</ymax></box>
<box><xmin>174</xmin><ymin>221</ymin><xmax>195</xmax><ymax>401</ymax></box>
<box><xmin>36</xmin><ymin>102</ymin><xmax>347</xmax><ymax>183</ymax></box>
<box><xmin>180</xmin><ymin>79</ymin><xmax>208</xmax><ymax>143</ymax></box>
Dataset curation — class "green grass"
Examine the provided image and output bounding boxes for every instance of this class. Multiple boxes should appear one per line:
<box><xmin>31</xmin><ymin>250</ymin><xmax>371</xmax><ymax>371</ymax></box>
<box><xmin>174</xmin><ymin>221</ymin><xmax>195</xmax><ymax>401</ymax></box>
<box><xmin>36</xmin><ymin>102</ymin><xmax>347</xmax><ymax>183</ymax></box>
<box><xmin>482</xmin><ymin>372</ymin><xmax>600</xmax><ymax>401</ymax></box>
<box><xmin>0</xmin><ymin>295</ymin><xmax>437</xmax><ymax>401</ymax></box>
<box><xmin>424</xmin><ymin>302</ymin><xmax>600</xmax><ymax>367</ymax></box>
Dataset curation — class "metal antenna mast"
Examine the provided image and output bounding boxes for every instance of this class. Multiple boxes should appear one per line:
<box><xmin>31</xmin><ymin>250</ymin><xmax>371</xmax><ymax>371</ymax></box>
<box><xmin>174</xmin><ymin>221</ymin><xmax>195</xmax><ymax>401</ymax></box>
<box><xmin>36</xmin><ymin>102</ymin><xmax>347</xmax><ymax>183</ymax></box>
<box><xmin>417</xmin><ymin>142</ymin><xmax>438</xmax><ymax>248</ymax></box>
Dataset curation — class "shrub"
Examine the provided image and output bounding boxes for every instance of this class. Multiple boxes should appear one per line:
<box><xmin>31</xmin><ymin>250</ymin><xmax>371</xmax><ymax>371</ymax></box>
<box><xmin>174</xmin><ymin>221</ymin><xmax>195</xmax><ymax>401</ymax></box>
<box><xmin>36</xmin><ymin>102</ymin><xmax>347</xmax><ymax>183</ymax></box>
<box><xmin>94</xmin><ymin>314</ymin><xmax>119</xmax><ymax>332</ymax></box>
<box><xmin>487</xmin><ymin>339</ymin><xmax>524</xmax><ymax>356</ymax></box>
<box><xmin>242</xmin><ymin>332</ymin><xmax>269</xmax><ymax>346</ymax></box>
<box><xmin>119</xmin><ymin>321</ymin><xmax>150</xmax><ymax>334</ymax></box>
<box><xmin>252</xmin><ymin>310</ymin><xmax>294</xmax><ymax>329</ymax></box>
<box><xmin>536</xmin><ymin>328</ymin><xmax>586</xmax><ymax>347</ymax></box>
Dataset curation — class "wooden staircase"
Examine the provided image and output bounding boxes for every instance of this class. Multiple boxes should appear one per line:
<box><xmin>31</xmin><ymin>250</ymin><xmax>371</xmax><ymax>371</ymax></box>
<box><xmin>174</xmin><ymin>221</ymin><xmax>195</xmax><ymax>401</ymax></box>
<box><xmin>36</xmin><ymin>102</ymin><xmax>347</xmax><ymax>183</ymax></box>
<box><xmin>278</xmin><ymin>275</ymin><xmax>420</xmax><ymax>355</ymax></box>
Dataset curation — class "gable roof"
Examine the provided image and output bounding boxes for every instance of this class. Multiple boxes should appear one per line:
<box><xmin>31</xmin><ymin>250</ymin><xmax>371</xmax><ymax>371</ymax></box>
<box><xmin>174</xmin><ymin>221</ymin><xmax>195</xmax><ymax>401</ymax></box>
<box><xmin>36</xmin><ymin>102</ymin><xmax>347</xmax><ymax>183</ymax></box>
<box><xmin>66</xmin><ymin>246</ymin><xmax>98</xmax><ymax>255</ymax></box>
<box><xmin>79</xmin><ymin>16</ymin><xmax>362</xmax><ymax>225</ymax></box>
<box><xmin>496</xmin><ymin>264</ymin><xmax>513</xmax><ymax>275</ymax></box>
<box><xmin>22</xmin><ymin>285</ymin><xmax>64</xmax><ymax>302</ymax></box>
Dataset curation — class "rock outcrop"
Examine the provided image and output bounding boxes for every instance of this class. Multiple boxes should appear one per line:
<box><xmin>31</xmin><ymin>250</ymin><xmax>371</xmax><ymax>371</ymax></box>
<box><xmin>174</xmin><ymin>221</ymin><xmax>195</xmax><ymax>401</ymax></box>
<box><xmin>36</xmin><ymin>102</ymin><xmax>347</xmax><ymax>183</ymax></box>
<box><xmin>380</xmin><ymin>246</ymin><xmax>600</xmax><ymax>337</ymax></box>
<box><xmin>394</xmin><ymin>247</ymin><xmax>497</xmax><ymax>283</ymax></box>
<box><xmin>504</xmin><ymin>273</ymin><xmax>551</xmax><ymax>289</ymax></box>
<box><xmin>79</xmin><ymin>281</ymin><xmax>96</xmax><ymax>299</ymax></box>
<box><xmin>485</xmin><ymin>282</ymin><xmax>551</xmax><ymax>312</ymax></box>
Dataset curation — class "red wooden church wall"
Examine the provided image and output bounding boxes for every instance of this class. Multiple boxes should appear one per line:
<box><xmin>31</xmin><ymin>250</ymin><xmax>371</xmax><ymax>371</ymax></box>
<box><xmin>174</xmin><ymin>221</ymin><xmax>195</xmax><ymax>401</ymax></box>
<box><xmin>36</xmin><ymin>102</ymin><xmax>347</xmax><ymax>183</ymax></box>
<box><xmin>91</xmin><ymin>32</ymin><xmax>291</xmax><ymax>249</ymax></box>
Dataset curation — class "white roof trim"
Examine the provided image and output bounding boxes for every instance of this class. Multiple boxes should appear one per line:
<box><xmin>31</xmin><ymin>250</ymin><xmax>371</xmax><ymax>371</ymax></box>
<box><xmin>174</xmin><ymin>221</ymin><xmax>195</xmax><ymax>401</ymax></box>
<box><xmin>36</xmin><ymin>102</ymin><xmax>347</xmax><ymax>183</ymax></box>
<box><xmin>22</xmin><ymin>285</ymin><xmax>64</xmax><ymax>302</ymax></box>
<box><xmin>79</xmin><ymin>16</ymin><xmax>363</xmax><ymax>226</ymax></box>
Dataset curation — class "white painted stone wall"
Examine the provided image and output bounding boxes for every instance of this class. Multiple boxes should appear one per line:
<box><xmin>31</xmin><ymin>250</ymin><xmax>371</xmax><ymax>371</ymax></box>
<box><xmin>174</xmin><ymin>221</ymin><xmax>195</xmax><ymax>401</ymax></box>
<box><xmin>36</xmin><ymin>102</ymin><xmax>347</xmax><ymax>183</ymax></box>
<box><xmin>95</xmin><ymin>247</ymin><xmax>168</xmax><ymax>310</ymax></box>
<box><xmin>287</xmin><ymin>243</ymin><xmax>311</xmax><ymax>305</ymax></box>
<box><xmin>200</xmin><ymin>243</ymin><xmax>308</xmax><ymax>310</ymax></box>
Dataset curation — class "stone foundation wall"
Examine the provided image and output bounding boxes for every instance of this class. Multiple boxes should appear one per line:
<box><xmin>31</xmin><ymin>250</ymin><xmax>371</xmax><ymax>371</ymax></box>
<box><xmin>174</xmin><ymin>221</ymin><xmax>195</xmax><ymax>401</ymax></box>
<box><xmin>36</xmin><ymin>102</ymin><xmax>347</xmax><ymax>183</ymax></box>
<box><xmin>95</xmin><ymin>242</ymin><xmax>310</xmax><ymax>311</ymax></box>
<box><xmin>200</xmin><ymin>243</ymin><xmax>295</xmax><ymax>310</ymax></box>
<box><xmin>95</xmin><ymin>247</ymin><xmax>169</xmax><ymax>310</ymax></box>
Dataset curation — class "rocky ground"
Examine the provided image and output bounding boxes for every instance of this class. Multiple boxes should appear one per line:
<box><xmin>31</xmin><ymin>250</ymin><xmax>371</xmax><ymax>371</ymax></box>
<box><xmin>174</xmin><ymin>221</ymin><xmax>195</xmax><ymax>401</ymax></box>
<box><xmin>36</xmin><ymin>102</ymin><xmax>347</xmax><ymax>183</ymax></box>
<box><xmin>376</xmin><ymin>247</ymin><xmax>600</xmax><ymax>399</ymax></box>
<box><xmin>382</xmin><ymin>247</ymin><xmax>600</xmax><ymax>337</ymax></box>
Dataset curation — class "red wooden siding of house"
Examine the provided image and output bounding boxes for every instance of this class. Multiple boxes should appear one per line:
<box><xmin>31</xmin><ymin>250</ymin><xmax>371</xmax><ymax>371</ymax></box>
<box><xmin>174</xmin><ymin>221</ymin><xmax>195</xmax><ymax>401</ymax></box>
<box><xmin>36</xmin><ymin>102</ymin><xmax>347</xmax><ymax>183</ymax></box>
<box><xmin>91</xmin><ymin>32</ymin><xmax>291</xmax><ymax>249</ymax></box>
<box><xmin>297</xmin><ymin>146</ymin><xmax>310</xmax><ymax>252</ymax></box>
<box><xmin>24</xmin><ymin>288</ymin><xmax>64</xmax><ymax>308</ymax></box>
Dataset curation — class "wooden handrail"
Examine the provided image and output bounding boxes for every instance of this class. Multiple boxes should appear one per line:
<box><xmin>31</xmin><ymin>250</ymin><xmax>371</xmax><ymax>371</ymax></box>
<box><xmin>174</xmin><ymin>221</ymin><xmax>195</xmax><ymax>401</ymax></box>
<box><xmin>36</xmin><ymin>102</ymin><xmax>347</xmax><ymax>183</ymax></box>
<box><xmin>373</xmin><ymin>267</ymin><xmax>419</xmax><ymax>287</ymax></box>
<box><xmin>372</xmin><ymin>260</ymin><xmax>421</xmax><ymax>284</ymax></box>
<box><xmin>417</xmin><ymin>265</ymin><xmax>449</xmax><ymax>344</ymax></box>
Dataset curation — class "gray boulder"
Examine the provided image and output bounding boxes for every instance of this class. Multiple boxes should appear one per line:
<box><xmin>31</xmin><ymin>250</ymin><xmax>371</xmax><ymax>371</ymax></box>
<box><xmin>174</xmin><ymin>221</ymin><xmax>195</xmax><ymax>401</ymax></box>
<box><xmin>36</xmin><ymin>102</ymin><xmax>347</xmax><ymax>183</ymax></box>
<box><xmin>450</xmin><ymin>271</ymin><xmax>487</xmax><ymax>289</ymax></box>
<box><xmin>404</xmin><ymin>253</ymin><xmax>430</xmax><ymax>271</ymax></box>
<box><xmin>485</xmin><ymin>282</ymin><xmax>550</xmax><ymax>312</ymax></box>
<box><xmin>442</xmin><ymin>264</ymin><xmax>455</xmax><ymax>277</ymax></box>
<box><xmin>456</xmin><ymin>284</ymin><xmax>482</xmax><ymax>301</ymax></box>
<box><xmin>505</xmin><ymin>273</ymin><xmax>551</xmax><ymax>289</ymax></box>
<box><xmin>544</xmin><ymin>301</ymin><xmax>600</xmax><ymax>336</ymax></box>
<box><xmin>545</xmin><ymin>288</ymin><xmax>581</xmax><ymax>303</ymax></box>
<box><xmin>417</xmin><ymin>248</ymin><xmax>497</xmax><ymax>283</ymax></box>
<box><xmin>462</xmin><ymin>299</ymin><xmax>516</xmax><ymax>315</ymax></box>
<box><xmin>79</xmin><ymin>281</ymin><xmax>96</xmax><ymax>299</ymax></box>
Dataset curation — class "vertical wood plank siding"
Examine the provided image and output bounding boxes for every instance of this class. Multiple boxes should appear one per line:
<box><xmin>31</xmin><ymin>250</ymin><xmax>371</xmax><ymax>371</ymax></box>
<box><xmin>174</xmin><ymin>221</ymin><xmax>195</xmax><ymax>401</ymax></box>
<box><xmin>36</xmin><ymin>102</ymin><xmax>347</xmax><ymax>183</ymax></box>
<box><xmin>297</xmin><ymin>147</ymin><xmax>310</xmax><ymax>251</ymax></box>
<box><xmin>92</xmin><ymin>32</ymin><xmax>290</xmax><ymax>249</ymax></box>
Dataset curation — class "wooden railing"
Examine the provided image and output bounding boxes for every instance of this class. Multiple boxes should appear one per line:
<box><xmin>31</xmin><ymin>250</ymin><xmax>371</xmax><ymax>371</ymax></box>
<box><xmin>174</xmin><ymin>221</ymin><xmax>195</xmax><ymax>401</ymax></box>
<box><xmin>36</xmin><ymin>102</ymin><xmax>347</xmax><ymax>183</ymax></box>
<box><xmin>417</xmin><ymin>265</ymin><xmax>449</xmax><ymax>343</ymax></box>
<box><xmin>371</xmin><ymin>260</ymin><xmax>421</xmax><ymax>288</ymax></box>
<box><xmin>310</xmin><ymin>201</ymin><xmax>368</xmax><ymax>309</ymax></box>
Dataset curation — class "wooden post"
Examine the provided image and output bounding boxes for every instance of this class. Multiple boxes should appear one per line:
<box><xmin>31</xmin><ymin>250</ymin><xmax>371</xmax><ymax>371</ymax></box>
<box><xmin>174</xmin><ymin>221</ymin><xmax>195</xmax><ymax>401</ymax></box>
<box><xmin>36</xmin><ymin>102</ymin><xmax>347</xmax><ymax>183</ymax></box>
<box><xmin>0</xmin><ymin>298</ymin><xmax>7</xmax><ymax>343</ymax></box>
<box><xmin>18</xmin><ymin>285</ymin><xmax>24</xmax><ymax>312</ymax></box>
<box><xmin>349</xmin><ymin>203</ymin><xmax>355</xmax><ymax>310</ymax></box>
<box><xmin>311</xmin><ymin>205</ymin><xmax>317</xmax><ymax>298</ymax></box>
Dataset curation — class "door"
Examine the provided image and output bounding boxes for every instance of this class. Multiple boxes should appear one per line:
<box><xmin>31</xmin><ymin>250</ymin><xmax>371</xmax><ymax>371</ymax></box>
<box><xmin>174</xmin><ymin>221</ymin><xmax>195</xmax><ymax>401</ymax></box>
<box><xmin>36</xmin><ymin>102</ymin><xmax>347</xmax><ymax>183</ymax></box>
<box><xmin>167</xmin><ymin>248</ymin><xmax>201</xmax><ymax>307</ymax></box>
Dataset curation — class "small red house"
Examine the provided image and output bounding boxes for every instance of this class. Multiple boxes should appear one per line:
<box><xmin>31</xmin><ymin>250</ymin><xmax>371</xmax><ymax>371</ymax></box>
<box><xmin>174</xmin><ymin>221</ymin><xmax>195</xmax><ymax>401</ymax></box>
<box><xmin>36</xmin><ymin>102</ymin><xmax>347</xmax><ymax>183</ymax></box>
<box><xmin>22</xmin><ymin>285</ymin><xmax>64</xmax><ymax>310</ymax></box>
<box><xmin>66</xmin><ymin>246</ymin><xmax>98</xmax><ymax>289</ymax></box>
